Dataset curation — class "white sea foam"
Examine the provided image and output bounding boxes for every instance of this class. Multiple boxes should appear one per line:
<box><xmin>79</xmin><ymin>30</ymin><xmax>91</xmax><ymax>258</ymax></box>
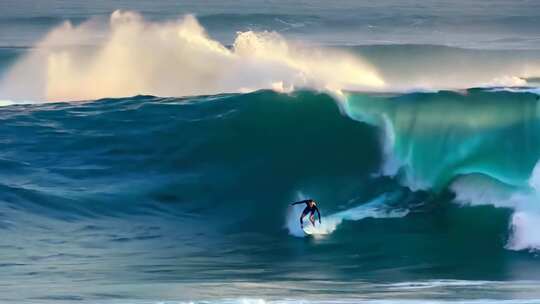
<box><xmin>489</xmin><ymin>87</ymin><xmax>540</xmax><ymax>95</ymax></box>
<box><xmin>450</xmin><ymin>161</ymin><xmax>540</xmax><ymax>251</ymax></box>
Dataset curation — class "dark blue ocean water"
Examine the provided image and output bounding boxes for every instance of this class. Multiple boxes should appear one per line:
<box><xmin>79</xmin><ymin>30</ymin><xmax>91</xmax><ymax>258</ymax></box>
<box><xmin>2</xmin><ymin>1</ymin><xmax>540</xmax><ymax>303</ymax></box>
<box><xmin>2</xmin><ymin>0</ymin><xmax>540</xmax><ymax>48</ymax></box>
<box><xmin>1</xmin><ymin>90</ymin><xmax>540</xmax><ymax>303</ymax></box>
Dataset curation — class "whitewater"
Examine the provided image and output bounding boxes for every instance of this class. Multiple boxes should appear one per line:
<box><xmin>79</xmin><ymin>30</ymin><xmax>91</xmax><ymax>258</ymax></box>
<box><xmin>2</xmin><ymin>1</ymin><xmax>540</xmax><ymax>303</ymax></box>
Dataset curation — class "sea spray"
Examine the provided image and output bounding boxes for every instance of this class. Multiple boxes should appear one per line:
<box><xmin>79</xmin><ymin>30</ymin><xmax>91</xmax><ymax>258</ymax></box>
<box><xmin>0</xmin><ymin>11</ymin><xmax>384</xmax><ymax>102</ymax></box>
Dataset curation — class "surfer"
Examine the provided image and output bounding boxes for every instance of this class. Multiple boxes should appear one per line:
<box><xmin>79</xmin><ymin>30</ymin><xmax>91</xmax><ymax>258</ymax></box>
<box><xmin>291</xmin><ymin>199</ymin><xmax>321</xmax><ymax>228</ymax></box>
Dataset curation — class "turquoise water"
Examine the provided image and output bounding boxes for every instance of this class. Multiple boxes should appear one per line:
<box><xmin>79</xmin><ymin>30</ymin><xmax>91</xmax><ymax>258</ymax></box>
<box><xmin>2</xmin><ymin>90</ymin><xmax>540</xmax><ymax>303</ymax></box>
<box><xmin>2</xmin><ymin>1</ymin><xmax>540</xmax><ymax>303</ymax></box>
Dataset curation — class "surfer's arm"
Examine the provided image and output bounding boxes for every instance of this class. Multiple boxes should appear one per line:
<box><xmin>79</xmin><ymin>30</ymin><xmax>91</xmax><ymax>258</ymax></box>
<box><xmin>291</xmin><ymin>199</ymin><xmax>309</xmax><ymax>206</ymax></box>
<box><xmin>315</xmin><ymin>206</ymin><xmax>321</xmax><ymax>223</ymax></box>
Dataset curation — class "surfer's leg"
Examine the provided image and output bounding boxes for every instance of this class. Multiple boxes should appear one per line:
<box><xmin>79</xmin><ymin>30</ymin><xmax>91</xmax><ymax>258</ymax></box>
<box><xmin>300</xmin><ymin>207</ymin><xmax>310</xmax><ymax>227</ymax></box>
<box><xmin>309</xmin><ymin>212</ymin><xmax>315</xmax><ymax>226</ymax></box>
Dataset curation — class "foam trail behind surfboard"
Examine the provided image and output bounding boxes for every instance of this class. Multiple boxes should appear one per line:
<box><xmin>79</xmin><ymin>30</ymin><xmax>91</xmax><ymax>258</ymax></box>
<box><xmin>286</xmin><ymin>193</ymin><xmax>408</xmax><ymax>237</ymax></box>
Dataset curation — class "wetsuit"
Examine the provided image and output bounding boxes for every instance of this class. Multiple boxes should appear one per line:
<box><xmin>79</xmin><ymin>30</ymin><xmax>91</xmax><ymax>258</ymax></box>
<box><xmin>291</xmin><ymin>199</ymin><xmax>321</xmax><ymax>227</ymax></box>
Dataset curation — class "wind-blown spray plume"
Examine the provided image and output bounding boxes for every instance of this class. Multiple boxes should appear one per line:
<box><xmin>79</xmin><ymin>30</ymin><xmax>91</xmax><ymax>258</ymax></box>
<box><xmin>0</xmin><ymin>11</ymin><xmax>384</xmax><ymax>102</ymax></box>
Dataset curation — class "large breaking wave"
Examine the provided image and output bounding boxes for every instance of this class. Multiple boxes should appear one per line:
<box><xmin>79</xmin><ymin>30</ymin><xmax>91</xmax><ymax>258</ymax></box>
<box><xmin>1</xmin><ymin>88</ymin><xmax>540</xmax><ymax>251</ymax></box>
<box><xmin>344</xmin><ymin>89</ymin><xmax>540</xmax><ymax>250</ymax></box>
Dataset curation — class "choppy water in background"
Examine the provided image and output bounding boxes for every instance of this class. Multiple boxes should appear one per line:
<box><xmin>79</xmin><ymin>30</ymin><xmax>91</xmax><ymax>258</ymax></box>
<box><xmin>2</xmin><ymin>1</ymin><xmax>540</xmax><ymax>303</ymax></box>
<box><xmin>1</xmin><ymin>0</ymin><xmax>540</xmax><ymax>49</ymax></box>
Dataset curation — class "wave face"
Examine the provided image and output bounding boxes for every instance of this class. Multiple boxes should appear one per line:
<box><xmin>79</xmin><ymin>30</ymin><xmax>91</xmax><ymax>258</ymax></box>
<box><xmin>2</xmin><ymin>90</ymin><xmax>540</xmax><ymax>302</ymax></box>
<box><xmin>345</xmin><ymin>89</ymin><xmax>540</xmax><ymax>251</ymax></box>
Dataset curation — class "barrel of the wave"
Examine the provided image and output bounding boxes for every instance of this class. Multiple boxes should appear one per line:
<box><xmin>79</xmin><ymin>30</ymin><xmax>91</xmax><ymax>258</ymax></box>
<box><xmin>343</xmin><ymin>89</ymin><xmax>540</xmax><ymax>190</ymax></box>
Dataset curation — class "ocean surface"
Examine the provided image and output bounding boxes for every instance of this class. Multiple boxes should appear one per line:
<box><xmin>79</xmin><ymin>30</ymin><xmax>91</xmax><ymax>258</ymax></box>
<box><xmin>2</xmin><ymin>1</ymin><xmax>540</xmax><ymax>303</ymax></box>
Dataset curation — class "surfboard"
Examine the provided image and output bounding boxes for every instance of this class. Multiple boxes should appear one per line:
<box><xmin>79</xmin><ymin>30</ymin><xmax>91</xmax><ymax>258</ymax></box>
<box><xmin>302</xmin><ymin>221</ymin><xmax>321</xmax><ymax>236</ymax></box>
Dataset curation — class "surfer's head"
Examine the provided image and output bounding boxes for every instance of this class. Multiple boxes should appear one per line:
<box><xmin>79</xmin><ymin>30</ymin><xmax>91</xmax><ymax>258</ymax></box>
<box><xmin>308</xmin><ymin>199</ymin><xmax>315</xmax><ymax>207</ymax></box>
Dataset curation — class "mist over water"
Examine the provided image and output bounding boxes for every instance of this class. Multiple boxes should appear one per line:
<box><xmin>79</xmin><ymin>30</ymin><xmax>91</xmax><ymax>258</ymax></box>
<box><xmin>0</xmin><ymin>11</ymin><xmax>384</xmax><ymax>101</ymax></box>
<box><xmin>2</xmin><ymin>9</ymin><xmax>540</xmax><ymax>102</ymax></box>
